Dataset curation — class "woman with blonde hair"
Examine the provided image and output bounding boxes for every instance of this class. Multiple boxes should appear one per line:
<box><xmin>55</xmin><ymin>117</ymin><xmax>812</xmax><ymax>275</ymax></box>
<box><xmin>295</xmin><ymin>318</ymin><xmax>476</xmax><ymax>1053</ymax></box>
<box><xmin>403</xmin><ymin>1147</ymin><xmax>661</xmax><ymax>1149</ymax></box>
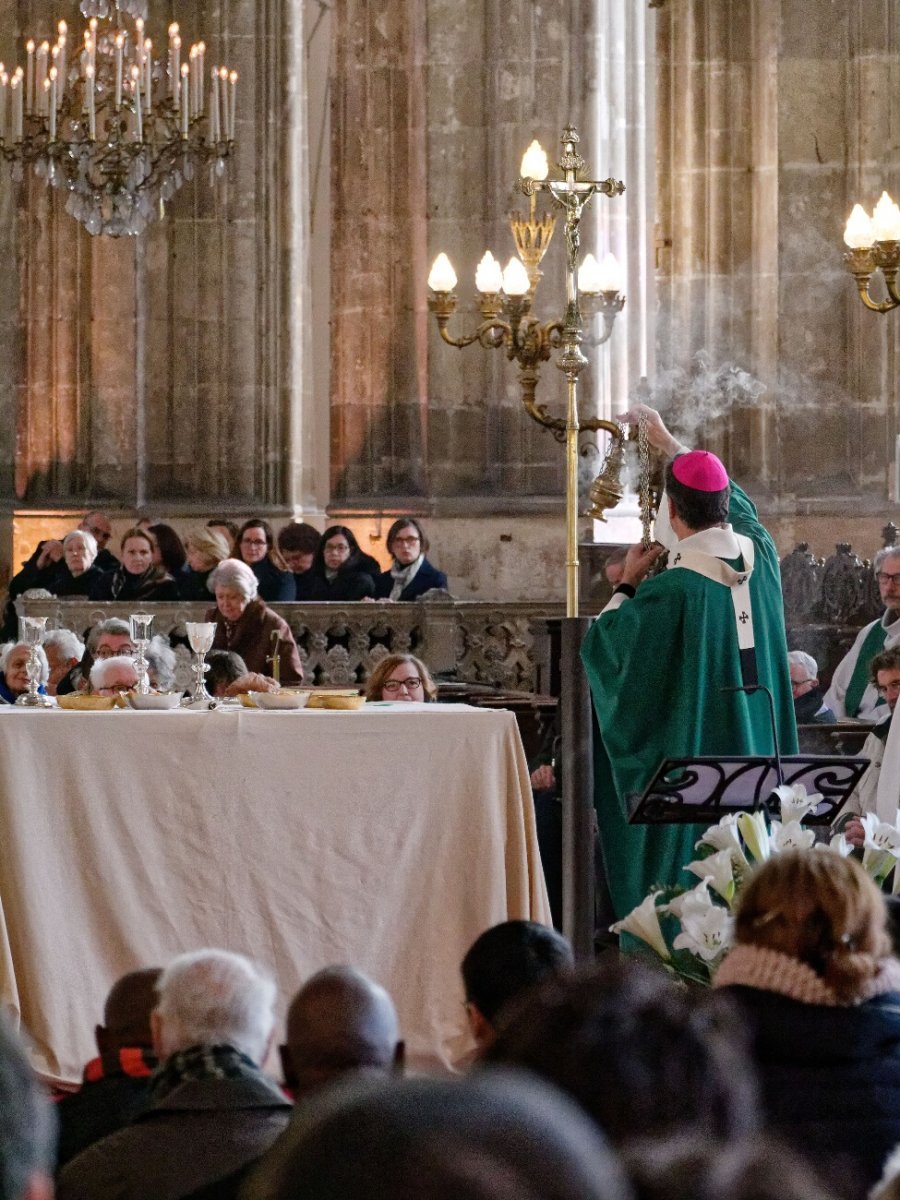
<box><xmin>179</xmin><ymin>527</ymin><xmax>232</xmax><ymax>600</ymax></box>
<box><xmin>714</xmin><ymin>850</ymin><xmax>900</xmax><ymax>1198</ymax></box>
<box><xmin>365</xmin><ymin>654</ymin><xmax>437</xmax><ymax>703</ymax></box>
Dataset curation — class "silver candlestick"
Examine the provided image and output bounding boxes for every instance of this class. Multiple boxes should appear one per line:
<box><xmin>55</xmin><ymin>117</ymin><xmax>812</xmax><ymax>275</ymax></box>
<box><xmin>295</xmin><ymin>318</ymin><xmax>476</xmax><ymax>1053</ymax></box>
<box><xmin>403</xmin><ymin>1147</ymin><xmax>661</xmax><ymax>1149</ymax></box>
<box><xmin>129</xmin><ymin>612</ymin><xmax>154</xmax><ymax>695</ymax></box>
<box><xmin>184</xmin><ymin>622</ymin><xmax>217</xmax><ymax>705</ymax></box>
<box><xmin>16</xmin><ymin>616</ymin><xmax>53</xmax><ymax>707</ymax></box>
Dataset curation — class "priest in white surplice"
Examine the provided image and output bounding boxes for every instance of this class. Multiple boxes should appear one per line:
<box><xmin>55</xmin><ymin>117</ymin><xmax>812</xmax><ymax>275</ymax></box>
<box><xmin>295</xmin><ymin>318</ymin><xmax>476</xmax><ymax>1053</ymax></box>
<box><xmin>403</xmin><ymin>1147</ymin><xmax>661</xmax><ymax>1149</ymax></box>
<box><xmin>824</xmin><ymin>548</ymin><xmax>900</xmax><ymax>721</ymax></box>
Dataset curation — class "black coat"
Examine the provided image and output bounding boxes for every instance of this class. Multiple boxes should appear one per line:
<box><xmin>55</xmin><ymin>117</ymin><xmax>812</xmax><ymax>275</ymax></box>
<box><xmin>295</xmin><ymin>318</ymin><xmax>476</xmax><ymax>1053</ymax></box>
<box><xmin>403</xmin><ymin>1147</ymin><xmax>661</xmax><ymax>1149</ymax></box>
<box><xmin>177</xmin><ymin>568</ymin><xmax>215</xmax><ymax>601</ymax></box>
<box><xmin>373</xmin><ymin>557</ymin><xmax>448</xmax><ymax>601</ymax></box>
<box><xmin>89</xmin><ymin>568</ymin><xmax>179</xmax><ymax>602</ymax></box>
<box><xmin>723</xmin><ymin>984</ymin><xmax>900</xmax><ymax>1199</ymax></box>
<box><xmin>56</xmin><ymin>1073</ymin><xmax>291</xmax><ymax>1200</ymax></box>
<box><xmin>303</xmin><ymin>557</ymin><xmax>375</xmax><ymax>602</ymax></box>
<box><xmin>248</xmin><ymin>557</ymin><xmax>296</xmax><ymax>602</ymax></box>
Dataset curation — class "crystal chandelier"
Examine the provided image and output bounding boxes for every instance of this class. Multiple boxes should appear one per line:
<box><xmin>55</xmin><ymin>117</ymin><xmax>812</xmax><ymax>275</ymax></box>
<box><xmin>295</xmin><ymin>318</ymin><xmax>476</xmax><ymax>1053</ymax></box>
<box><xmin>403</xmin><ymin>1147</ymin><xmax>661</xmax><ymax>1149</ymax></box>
<box><xmin>0</xmin><ymin>0</ymin><xmax>238</xmax><ymax>236</ymax></box>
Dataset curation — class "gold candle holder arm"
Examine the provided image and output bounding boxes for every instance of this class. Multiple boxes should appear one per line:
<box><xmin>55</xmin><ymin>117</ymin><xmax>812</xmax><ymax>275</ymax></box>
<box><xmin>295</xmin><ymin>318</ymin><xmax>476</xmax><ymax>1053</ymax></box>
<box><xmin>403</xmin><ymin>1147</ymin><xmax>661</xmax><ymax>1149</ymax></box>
<box><xmin>582</xmin><ymin>291</ymin><xmax>627</xmax><ymax>347</ymax></box>
<box><xmin>427</xmin><ymin>292</ymin><xmax>512</xmax><ymax>349</ymax></box>
<box><xmin>844</xmin><ymin>245</ymin><xmax>900</xmax><ymax>313</ymax></box>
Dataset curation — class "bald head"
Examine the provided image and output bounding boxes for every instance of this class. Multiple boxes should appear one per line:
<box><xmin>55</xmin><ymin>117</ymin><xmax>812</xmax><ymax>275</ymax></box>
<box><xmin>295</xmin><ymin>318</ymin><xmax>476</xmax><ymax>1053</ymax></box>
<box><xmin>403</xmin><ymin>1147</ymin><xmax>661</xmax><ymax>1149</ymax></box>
<box><xmin>97</xmin><ymin>968</ymin><xmax>162</xmax><ymax>1055</ymax></box>
<box><xmin>285</xmin><ymin>967</ymin><xmax>400</xmax><ymax>1097</ymax></box>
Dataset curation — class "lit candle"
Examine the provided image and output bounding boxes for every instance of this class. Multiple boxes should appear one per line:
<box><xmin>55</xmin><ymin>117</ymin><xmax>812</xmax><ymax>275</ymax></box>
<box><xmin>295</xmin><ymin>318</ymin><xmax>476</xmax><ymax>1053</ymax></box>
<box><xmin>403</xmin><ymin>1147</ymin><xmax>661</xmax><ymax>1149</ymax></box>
<box><xmin>41</xmin><ymin>76</ymin><xmax>50</xmax><ymax>120</ymax></box>
<box><xmin>36</xmin><ymin>42</ymin><xmax>49</xmax><ymax>112</ymax></box>
<box><xmin>144</xmin><ymin>40</ymin><xmax>153</xmax><ymax>113</ymax></box>
<box><xmin>56</xmin><ymin>31</ymin><xmax>66</xmax><ymax>100</ymax></box>
<box><xmin>169</xmin><ymin>24</ymin><xmax>180</xmax><ymax>99</ymax></box>
<box><xmin>85</xmin><ymin>64</ymin><xmax>95</xmax><ymax>139</ymax></box>
<box><xmin>475</xmin><ymin>251</ymin><xmax>503</xmax><ymax>294</ymax></box>
<box><xmin>173</xmin><ymin>37</ymin><xmax>182</xmax><ymax>106</ymax></box>
<box><xmin>0</xmin><ymin>74</ymin><xmax>7</xmax><ymax>143</ymax></box>
<box><xmin>228</xmin><ymin>70</ymin><xmax>237</xmax><ymax>140</ymax></box>
<box><xmin>210</xmin><ymin>68</ymin><xmax>220</xmax><ymax>141</ymax></box>
<box><xmin>25</xmin><ymin>40</ymin><xmax>34</xmax><ymax>115</ymax></box>
<box><xmin>12</xmin><ymin>72</ymin><xmax>22</xmax><ymax>141</ymax></box>
<box><xmin>873</xmin><ymin>191</ymin><xmax>900</xmax><ymax>242</ymax></box>
<box><xmin>520</xmin><ymin>139</ymin><xmax>549</xmax><ymax>181</ymax></box>
<box><xmin>197</xmin><ymin>43</ymin><xmax>205</xmax><ymax>113</ymax></box>
<box><xmin>188</xmin><ymin>46</ymin><xmax>197</xmax><ymax>116</ymax></box>
<box><xmin>427</xmin><ymin>253</ymin><xmax>457</xmax><ymax>293</ymax></box>
<box><xmin>577</xmin><ymin>253</ymin><xmax>602</xmax><ymax>295</ymax></box>
<box><xmin>844</xmin><ymin>203</ymin><xmax>875</xmax><ymax>250</ymax></box>
<box><xmin>181</xmin><ymin>63</ymin><xmax>189</xmax><ymax>136</ymax></box>
<box><xmin>218</xmin><ymin>67</ymin><xmax>228</xmax><ymax>138</ymax></box>
<box><xmin>115</xmin><ymin>33</ymin><xmax>125</xmax><ymax>108</ymax></box>
<box><xmin>48</xmin><ymin>67</ymin><xmax>57</xmax><ymax>141</ymax></box>
<box><xmin>597</xmin><ymin>252</ymin><xmax>624</xmax><ymax>294</ymax></box>
<box><xmin>89</xmin><ymin>19</ymin><xmax>97</xmax><ymax>74</ymax></box>
<box><xmin>132</xmin><ymin>65</ymin><xmax>142</xmax><ymax>141</ymax></box>
<box><xmin>502</xmin><ymin>257</ymin><xmax>530</xmax><ymax>296</ymax></box>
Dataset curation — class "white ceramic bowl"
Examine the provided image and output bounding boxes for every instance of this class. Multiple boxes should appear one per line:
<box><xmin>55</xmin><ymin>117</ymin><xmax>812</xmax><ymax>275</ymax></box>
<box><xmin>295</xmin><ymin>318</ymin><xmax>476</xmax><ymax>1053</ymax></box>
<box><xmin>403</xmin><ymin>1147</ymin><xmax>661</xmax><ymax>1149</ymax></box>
<box><xmin>126</xmin><ymin>692</ymin><xmax>183</xmax><ymax>711</ymax></box>
<box><xmin>249</xmin><ymin>690</ymin><xmax>311</xmax><ymax>710</ymax></box>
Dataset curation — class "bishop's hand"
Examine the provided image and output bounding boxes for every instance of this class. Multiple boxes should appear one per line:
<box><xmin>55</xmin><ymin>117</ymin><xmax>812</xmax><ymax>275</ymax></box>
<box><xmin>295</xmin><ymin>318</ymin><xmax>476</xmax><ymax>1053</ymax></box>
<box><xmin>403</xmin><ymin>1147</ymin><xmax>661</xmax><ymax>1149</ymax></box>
<box><xmin>619</xmin><ymin>404</ymin><xmax>684</xmax><ymax>459</ymax></box>
<box><xmin>622</xmin><ymin>541</ymin><xmax>665</xmax><ymax>588</ymax></box>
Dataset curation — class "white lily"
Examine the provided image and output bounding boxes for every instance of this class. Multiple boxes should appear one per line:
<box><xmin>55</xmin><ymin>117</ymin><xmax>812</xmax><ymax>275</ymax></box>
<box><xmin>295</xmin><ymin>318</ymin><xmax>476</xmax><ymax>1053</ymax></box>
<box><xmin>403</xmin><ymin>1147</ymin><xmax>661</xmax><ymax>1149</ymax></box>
<box><xmin>665</xmin><ymin>876</ymin><xmax>716</xmax><ymax>920</ymax></box>
<box><xmin>770</xmin><ymin>819</ymin><xmax>816</xmax><ymax>853</ymax></box>
<box><xmin>610</xmin><ymin>891</ymin><xmax>671</xmax><ymax>961</ymax></box>
<box><xmin>696</xmin><ymin>814</ymin><xmax>748</xmax><ymax>864</ymax></box>
<box><xmin>737</xmin><ymin>809</ymin><xmax>771</xmax><ymax>863</ymax></box>
<box><xmin>772</xmin><ymin>782</ymin><xmax>822</xmax><ymax>826</ymax></box>
<box><xmin>861</xmin><ymin>812</ymin><xmax>900</xmax><ymax>882</ymax></box>
<box><xmin>673</xmin><ymin>904</ymin><xmax>735</xmax><ymax>963</ymax></box>
<box><xmin>821</xmin><ymin>832</ymin><xmax>854</xmax><ymax>857</ymax></box>
<box><xmin>685</xmin><ymin>849</ymin><xmax>736</xmax><ymax>903</ymax></box>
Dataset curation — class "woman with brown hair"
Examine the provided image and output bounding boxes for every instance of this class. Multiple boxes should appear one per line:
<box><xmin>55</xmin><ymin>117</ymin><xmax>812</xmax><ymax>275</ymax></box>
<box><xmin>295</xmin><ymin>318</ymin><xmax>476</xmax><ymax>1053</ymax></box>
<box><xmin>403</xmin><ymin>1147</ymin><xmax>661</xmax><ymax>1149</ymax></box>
<box><xmin>89</xmin><ymin>528</ymin><xmax>179</xmax><ymax>601</ymax></box>
<box><xmin>364</xmin><ymin>654</ymin><xmax>437</xmax><ymax>703</ymax></box>
<box><xmin>714</xmin><ymin>850</ymin><xmax>900</xmax><ymax>1198</ymax></box>
<box><xmin>235</xmin><ymin>518</ymin><xmax>296</xmax><ymax>602</ymax></box>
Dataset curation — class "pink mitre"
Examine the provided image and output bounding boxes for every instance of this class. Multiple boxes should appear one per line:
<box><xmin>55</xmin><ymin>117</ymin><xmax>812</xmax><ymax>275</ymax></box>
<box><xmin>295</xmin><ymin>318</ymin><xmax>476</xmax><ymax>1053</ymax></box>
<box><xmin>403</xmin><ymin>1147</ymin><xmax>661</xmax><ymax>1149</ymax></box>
<box><xmin>671</xmin><ymin>450</ymin><xmax>729</xmax><ymax>492</ymax></box>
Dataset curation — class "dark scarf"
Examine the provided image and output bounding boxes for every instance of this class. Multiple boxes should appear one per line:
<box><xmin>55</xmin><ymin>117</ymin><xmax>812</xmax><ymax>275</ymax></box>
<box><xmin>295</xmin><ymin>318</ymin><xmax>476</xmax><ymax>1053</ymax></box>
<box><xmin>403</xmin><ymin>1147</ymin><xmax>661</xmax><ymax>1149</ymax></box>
<box><xmin>149</xmin><ymin>1044</ymin><xmax>261</xmax><ymax>1104</ymax></box>
<box><xmin>109</xmin><ymin>565</ymin><xmax>172</xmax><ymax>601</ymax></box>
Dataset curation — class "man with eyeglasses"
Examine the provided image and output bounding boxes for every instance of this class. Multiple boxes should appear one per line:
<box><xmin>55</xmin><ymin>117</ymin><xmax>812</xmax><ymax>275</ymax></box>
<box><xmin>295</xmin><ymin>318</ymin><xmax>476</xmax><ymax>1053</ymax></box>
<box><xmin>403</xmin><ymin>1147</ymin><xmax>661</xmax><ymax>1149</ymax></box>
<box><xmin>79</xmin><ymin>512</ymin><xmax>119</xmax><ymax>572</ymax></box>
<box><xmin>825</xmin><ymin>547</ymin><xmax>900</xmax><ymax>721</ymax></box>
<box><xmin>787</xmin><ymin>650</ymin><xmax>836</xmax><ymax>724</ymax></box>
<box><xmin>839</xmin><ymin>646</ymin><xmax>900</xmax><ymax>846</ymax></box>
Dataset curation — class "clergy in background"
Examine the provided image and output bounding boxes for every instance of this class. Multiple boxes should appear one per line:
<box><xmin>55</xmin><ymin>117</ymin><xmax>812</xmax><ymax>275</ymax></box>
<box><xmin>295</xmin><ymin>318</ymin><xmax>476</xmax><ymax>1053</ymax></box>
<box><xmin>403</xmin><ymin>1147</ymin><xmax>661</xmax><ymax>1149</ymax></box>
<box><xmin>581</xmin><ymin>405</ymin><xmax>797</xmax><ymax>919</ymax></box>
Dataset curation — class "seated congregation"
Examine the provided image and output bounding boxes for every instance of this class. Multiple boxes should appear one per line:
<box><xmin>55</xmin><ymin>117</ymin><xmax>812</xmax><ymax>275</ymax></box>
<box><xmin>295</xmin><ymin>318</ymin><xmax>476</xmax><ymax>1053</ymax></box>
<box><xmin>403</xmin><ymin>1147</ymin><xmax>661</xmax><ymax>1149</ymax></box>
<box><xmin>1</xmin><ymin>850</ymin><xmax>899</xmax><ymax>1200</ymax></box>
<box><xmin>1</xmin><ymin>512</ymin><xmax>450</xmax><ymax>641</ymax></box>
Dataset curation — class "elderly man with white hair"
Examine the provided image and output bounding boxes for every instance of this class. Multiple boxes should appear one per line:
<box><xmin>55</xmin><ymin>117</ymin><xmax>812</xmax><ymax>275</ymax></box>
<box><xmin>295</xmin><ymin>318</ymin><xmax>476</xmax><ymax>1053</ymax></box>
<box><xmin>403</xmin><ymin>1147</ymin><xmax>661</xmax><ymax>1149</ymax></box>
<box><xmin>206</xmin><ymin>559</ymin><xmax>303</xmax><ymax>684</ymax></box>
<box><xmin>89</xmin><ymin>656</ymin><xmax>139</xmax><ymax>697</ymax></box>
<box><xmin>0</xmin><ymin>643</ymin><xmax>48</xmax><ymax>705</ymax></box>
<box><xmin>43</xmin><ymin>629</ymin><xmax>85</xmax><ymax>696</ymax></box>
<box><xmin>57</xmin><ymin>949</ymin><xmax>291</xmax><ymax>1200</ymax></box>
<box><xmin>787</xmin><ymin>649</ymin><xmax>836</xmax><ymax>725</ymax></box>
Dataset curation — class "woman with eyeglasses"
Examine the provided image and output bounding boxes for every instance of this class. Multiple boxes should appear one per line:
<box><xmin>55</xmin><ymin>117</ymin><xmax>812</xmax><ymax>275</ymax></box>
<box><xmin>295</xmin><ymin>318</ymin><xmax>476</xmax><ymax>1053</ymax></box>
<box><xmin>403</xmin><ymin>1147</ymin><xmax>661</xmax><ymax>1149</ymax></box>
<box><xmin>303</xmin><ymin>526</ymin><xmax>376</xmax><ymax>602</ymax></box>
<box><xmin>365</xmin><ymin>654</ymin><xmax>437</xmax><ymax>703</ymax></box>
<box><xmin>373</xmin><ymin>519</ymin><xmax>448</xmax><ymax>601</ymax></box>
<box><xmin>235</xmin><ymin>518</ymin><xmax>296</xmax><ymax>602</ymax></box>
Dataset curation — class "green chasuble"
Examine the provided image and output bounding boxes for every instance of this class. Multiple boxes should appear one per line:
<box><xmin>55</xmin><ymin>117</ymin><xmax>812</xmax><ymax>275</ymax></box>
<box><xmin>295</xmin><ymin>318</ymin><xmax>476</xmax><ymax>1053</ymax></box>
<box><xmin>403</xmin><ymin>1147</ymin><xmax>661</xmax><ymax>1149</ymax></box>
<box><xmin>581</xmin><ymin>482</ymin><xmax>798</xmax><ymax>919</ymax></box>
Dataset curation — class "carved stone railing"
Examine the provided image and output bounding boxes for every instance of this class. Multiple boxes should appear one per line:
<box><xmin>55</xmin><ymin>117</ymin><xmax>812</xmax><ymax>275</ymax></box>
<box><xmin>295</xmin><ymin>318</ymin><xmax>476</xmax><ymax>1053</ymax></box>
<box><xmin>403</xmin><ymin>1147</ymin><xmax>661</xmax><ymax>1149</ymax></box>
<box><xmin>16</xmin><ymin>598</ymin><xmax>566</xmax><ymax>693</ymax></box>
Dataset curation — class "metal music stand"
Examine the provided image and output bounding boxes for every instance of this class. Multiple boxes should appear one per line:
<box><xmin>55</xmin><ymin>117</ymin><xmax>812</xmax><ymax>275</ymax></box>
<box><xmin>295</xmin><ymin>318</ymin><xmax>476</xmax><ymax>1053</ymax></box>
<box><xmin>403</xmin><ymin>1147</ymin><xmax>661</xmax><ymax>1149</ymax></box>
<box><xmin>629</xmin><ymin>755</ymin><xmax>870</xmax><ymax>827</ymax></box>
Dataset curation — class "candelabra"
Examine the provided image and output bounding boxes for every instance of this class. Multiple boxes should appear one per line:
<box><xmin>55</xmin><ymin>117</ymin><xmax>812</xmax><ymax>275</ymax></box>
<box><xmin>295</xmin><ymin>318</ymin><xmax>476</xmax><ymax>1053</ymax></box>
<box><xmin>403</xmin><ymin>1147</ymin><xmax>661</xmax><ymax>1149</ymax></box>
<box><xmin>184</xmin><ymin>621</ymin><xmax>216</xmax><ymax>705</ymax></box>
<box><xmin>129</xmin><ymin>611</ymin><xmax>153</xmax><ymax>694</ymax></box>
<box><xmin>0</xmin><ymin>0</ymin><xmax>238</xmax><ymax>236</ymax></box>
<box><xmin>16</xmin><ymin>616</ymin><xmax>53</xmax><ymax>707</ymax></box>
<box><xmin>843</xmin><ymin>192</ymin><xmax>900</xmax><ymax>313</ymax></box>
<box><xmin>427</xmin><ymin>126</ymin><xmax>626</xmax><ymax>617</ymax></box>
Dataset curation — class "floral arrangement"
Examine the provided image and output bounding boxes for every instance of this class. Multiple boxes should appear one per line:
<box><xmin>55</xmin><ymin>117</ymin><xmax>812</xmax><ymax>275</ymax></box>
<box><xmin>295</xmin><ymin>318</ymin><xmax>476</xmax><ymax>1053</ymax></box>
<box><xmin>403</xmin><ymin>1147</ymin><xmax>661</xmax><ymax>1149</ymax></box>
<box><xmin>611</xmin><ymin>785</ymin><xmax>900</xmax><ymax>986</ymax></box>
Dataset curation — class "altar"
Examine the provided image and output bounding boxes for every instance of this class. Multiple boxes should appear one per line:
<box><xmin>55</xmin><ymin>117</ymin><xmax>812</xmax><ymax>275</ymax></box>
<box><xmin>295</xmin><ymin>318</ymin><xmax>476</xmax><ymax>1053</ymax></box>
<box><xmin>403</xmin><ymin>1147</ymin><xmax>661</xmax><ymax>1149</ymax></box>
<box><xmin>0</xmin><ymin>703</ymin><xmax>549</xmax><ymax>1083</ymax></box>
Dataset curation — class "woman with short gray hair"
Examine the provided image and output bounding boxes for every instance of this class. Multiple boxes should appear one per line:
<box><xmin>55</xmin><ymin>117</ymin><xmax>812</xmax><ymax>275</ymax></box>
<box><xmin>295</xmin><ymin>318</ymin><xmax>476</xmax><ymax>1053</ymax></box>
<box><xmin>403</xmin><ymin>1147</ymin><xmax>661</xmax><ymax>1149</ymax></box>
<box><xmin>0</xmin><ymin>643</ymin><xmax>48</xmax><ymax>704</ymax></box>
<box><xmin>206</xmin><ymin>561</ymin><xmax>303</xmax><ymax>683</ymax></box>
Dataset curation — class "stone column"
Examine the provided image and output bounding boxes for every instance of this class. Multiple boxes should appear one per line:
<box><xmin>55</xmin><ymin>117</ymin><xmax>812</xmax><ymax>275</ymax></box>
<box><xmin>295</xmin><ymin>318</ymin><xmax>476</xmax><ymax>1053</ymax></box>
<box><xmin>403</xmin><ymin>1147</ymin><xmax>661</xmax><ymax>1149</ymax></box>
<box><xmin>0</xmin><ymin>0</ymin><xmax>324</xmax><ymax>576</ymax></box>
<box><xmin>655</xmin><ymin>0</ymin><xmax>900</xmax><ymax>552</ymax></box>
